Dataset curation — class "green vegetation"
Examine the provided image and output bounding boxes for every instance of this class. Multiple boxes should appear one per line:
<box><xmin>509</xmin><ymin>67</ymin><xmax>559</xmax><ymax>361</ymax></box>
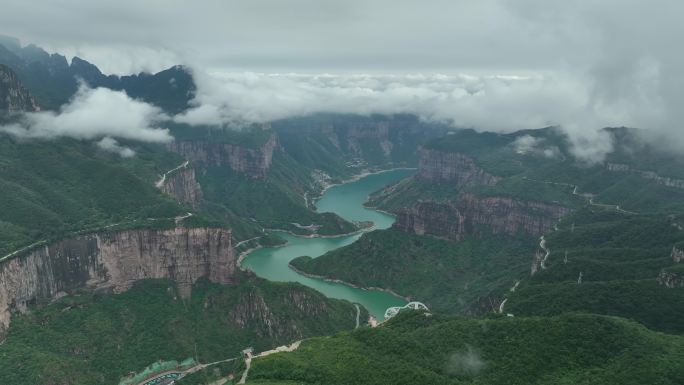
<box><xmin>198</xmin><ymin>150</ymin><xmax>357</xmax><ymax>236</ymax></box>
<box><xmin>0</xmin><ymin>136</ymin><xmax>187</xmax><ymax>256</ymax></box>
<box><xmin>291</xmin><ymin>229</ymin><xmax>536</xmax><ymax>315</ymax></box>
<box><xmin>506</xmin><ymin>208</ymin><xmax>684</xmax><ymax>333</ymax></box>
<box><xmin>247</xmin><ymin>311</ymin><xmax>684</xmax><ymax>385</ymax></box>
<box><xmin>0</xmin><ymin>275</ymin><xmax>360</xmax><ymax>385</ymax></box>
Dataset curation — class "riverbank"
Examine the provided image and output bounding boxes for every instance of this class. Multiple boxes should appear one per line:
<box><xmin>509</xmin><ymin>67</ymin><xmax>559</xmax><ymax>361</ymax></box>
<box><xmin>313</xmin><ymin>167</ymin><xmax>417</xmax><ymax>204</ymax></box>
<box><xmin>239</xmin><ymin>168</ymin><xmax>413</xmax><ymax>319</ymax></box>
<box><xmin>288</xmin><ymin>263</ymin><xmax>411</xmax><ymax>303</ymax></box>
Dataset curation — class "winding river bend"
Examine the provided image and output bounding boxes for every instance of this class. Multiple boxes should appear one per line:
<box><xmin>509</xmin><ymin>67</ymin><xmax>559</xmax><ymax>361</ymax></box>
<box><xmin>241</xmin><ymin>169</ymin><xmax>413</xmax><ymax>320</ymax></box>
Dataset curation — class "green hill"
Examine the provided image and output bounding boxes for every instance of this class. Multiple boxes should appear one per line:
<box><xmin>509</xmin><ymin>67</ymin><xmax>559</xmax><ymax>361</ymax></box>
<box><xmin>246</xmin><ymin>311</ymin><xmax>684</xmax><ymax>385</ymax></box>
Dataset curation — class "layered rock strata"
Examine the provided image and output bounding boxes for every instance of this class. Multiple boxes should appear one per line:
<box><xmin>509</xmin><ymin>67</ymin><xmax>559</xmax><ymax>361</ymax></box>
<box><xmin>395</xmin><ymin>194</ymin><xmax>570</xmax><ymax>241</ymax></box>
<box><xmin>168</xmin><ymin>134</ymin><xmax>277</xmax><ymax>179</ymax></box>
<box><xmin>417</xmin><ymin>148</ymin><xmax>500</xmax><ymax>188</ymax></box>
<box><xmin>0</xmin><ymin>227</ymin><xmax>234</xmax><ymax>337</ymax></box>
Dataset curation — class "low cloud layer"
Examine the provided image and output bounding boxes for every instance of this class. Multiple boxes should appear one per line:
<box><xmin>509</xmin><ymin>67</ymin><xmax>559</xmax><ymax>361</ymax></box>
<box><xmin>0</xmin><ymin>85</ymin><xmax>172</xmax><ymax>144</ymax></box>
<box><xmin>176</xmin><ymin>71</ymin><xmax>634</xmax><ymax>163</ymax></box>
<box><xmin>2</xmin><ymin>0</ymin><xmax>683</xmax><ymax>164</ymax></box>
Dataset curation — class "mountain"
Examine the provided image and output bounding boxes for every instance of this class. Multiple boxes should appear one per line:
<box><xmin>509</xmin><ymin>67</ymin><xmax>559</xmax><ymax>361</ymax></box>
<box><xmin>0</xmin><ymin>38</ymin><xmax>194</xmax><ymax>112</ymax></box>
<box><xmin>0</xmin><ymin>275</ymin><xmax>363</xmax><ymax>385</ymax></box>
<box><xmin>0</xmin><ymin>64</ymin><xmax>39</xmax><ymax>112</ymax></box>
<box><xmin>291</xmin><ymin>127</ymin><xmax>684</xmax><ymax>325</ymax></box>
<box><xmin>243</xmin><ymin>311</ymin><xmax>684</xmax><ymax>385</ymax></box>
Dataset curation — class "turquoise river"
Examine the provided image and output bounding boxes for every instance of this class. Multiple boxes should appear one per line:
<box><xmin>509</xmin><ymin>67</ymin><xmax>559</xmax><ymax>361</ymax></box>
<box><xmin>241</xmin><ymin>169</ymin><xmax>414</xmax><ymax>320</ymax></box>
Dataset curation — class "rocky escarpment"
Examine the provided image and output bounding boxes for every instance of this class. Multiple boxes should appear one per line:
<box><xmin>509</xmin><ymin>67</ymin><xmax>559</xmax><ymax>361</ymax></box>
<box><xmin>607</xmin><ymin>163</ymin><xmax>684</xmax><ymax>190</ymax></box>
<box><xmin>168</xmin><ymin>134</ymin><xmax>277</xmax><ymax>178</ymax></box>
<box><xmin>160</xmin><ymin>166</ymin><xmax>203</xmax><ymax>209</ymax></box>
<box><xmin>395</xmin><ymin>194</ymin><xmax>570</xmax><ymax>241</ymax></box>
<box><xmin>0</xmin><ymin>64</ymin><xmax>39</xmax><ymax>112</ymax></box>
<box><xmin>0</xmin><ymin>227</ymin><xmax>235</xmax><ymax>337</ymax></box>
<box><xmin>417</xmin><ymin>148</ymin><xmax>500</xmax><ymax>188</ymax></box>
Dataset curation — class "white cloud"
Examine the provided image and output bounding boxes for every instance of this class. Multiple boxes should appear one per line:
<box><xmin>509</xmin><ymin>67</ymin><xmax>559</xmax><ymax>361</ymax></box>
<box><xmin>511</xmin><ymin>135</ymin><xmax>561</xmax><ymax>159</ymax></box>
<box><xmin>176</xmin><ymin>71</ymin><xmax>626</xmax><ymax>163</ymax></box>
<box><xmin>96</xmin><ymin>137</ymin><xmax>135</xmax><ymax>157</ymax></box>
<box><xmin>0</xmin><ymin>85</ymin><xmax>172</xmax><ymax>143</ymax></box>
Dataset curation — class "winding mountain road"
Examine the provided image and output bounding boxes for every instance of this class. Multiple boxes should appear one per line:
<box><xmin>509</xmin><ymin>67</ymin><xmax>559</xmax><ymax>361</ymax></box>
<box><xmin>155</xmin><ymin>160</ymin><xmax>189</xmax><ymax>188</ymax></box>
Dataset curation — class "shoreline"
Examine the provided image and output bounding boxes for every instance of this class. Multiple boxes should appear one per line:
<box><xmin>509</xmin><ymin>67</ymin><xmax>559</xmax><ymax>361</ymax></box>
<box><xmin>288</xmin><ymin>263</ymin><xmax>411</xmax><ymax>303</ymax></box>
<box><xmin>311</xmin><ymin>167</ymin><xmax>417</xmax><ymax>205</ymax></box>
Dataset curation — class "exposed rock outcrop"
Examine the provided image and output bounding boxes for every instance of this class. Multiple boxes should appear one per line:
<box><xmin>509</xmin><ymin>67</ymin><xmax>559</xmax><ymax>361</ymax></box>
<box><xmin>168</xmin><ymin>134</ymin><xmax>277</xmax><ymax>178</ymax></box>
<box><xmin>658</xmin><ymin>270</ymin><xmax>684</xmax><ymax>288</ymax></box>
<box><xmin>395</xmin><ymin>194</ymin><xmax>570</xmax><ymax>241</ymax></box>
<box><xmin>0</xmin><ymin>64</ymin><xmax>39</xmax><ymax>112</ymax></box>
<box><xmin>607</xmin><ymin>163</ymin><xmax>684</xmax><ymax>190</ymax></box>
<box><xmin>417</xmin><ymin>148</ymin><xmax>500</xmax><ymax>188</ymax></box>
<box><xmin>672</xmin><ymin>245</ymin><xmax>684</xmax><ymax>263</ymax></box>
<box><xmin>160</xmin><ymin>167</ymin><xmax>203</xmax><ymax>209</ymax></box>
<box><xmin>0</xmin><ymin>227</ymin><xmax>235</xmax><ymax>337</ymax></box>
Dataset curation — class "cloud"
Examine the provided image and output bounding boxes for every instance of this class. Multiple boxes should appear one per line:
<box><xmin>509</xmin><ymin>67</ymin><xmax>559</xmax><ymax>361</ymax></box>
<box><xmin>511</xmin><ymin>135</ymin><xmax>561</xmax><ymax>159</ymax></box>
<box><xmin>446</xmin><ymin>346</ymin><xmax>487</xmax><ymax>377</ymax></box>
<box><xmin>96</xmin><ymin>137</ymin><xmax>135</xmax><ymax>157</ymax></box>
<box><xmin>2</xmin><ymin>0</ymin><xmax>684</xmax><ymax>164</ymax></box>
<box><xmin>0</xmin><ymin>85</ymin><xmax>172</xmax><ymax>144</ymax></box>
<box><xmin>176</xmin><ymin>71</ymin><xmax>621</xmax><ymax>163</ymax></box>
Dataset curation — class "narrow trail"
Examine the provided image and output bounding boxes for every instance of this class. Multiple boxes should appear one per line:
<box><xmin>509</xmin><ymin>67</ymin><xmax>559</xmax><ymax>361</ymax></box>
<box><xmin>239</xmin><ymin>341</ymin><xmax>301</xmax><ymax>384</ymax></box>
<box><xmin>521</xmin><ymin>176</ymin><xmax>637</xmax><ymax>214</ymax></box>
<box><xmin>498</xmin><ymin>280</ymin><xmax>520</xmax><ymax>314</ymax></box>
<box><xmin>539</xmin><ymin>236</ymin><xmax>551</xmax><ymax>270</ymax></box>
<box><xmin>233</xmin><ymin>236</ymin><xmax>263</xmax><ymax>249</ymax></box>
<box><xmin>354</xmin><ymin>304</ymin><xmax>361</xmax><ymax>329</ymax></box>
<box><xmin>2</xmin><ymin>213</ymin><xmax>195</xmax><ymax>263</ymax></box>
<box><xmin>155</xmin><ymin>160</ymin><xmax>189</xmax><ymax>188</ymax></box>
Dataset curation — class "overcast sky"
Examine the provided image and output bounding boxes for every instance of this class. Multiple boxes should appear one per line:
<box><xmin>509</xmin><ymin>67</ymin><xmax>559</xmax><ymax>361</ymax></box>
<box><xmin>1</xmin><ymin>0</ymin><xmax>683</xmax><ymax>162</ymax></box>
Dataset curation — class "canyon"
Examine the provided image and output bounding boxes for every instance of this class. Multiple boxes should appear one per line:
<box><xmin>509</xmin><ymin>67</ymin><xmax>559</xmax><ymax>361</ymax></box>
<box><xmin>0</xmin><ymin>226</ymin><xmax>235</xmax><ymax>338</ymax></box>
<box><xmin>390</xmin><ymin>147</ymin><xmax>568</xmax><ymax>240</ymax></box>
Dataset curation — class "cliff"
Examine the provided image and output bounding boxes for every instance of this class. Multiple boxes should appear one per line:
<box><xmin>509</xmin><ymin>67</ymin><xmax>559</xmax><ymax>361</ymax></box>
<box><xmin>160</xmin><ymin>166</ymin><xmax>203</xmax><ymax>209</ymax></box>
<box><xmin>607</xmin><ymin>163</ymin><xmax>684</xmax><ymax>190</ymax></box>
<box><xmin>394</xmin><ymin>194</ymin><xmax>570</xmax><ymax>241</ymax></box>
<box><xmin>417</xmin><ymin>148</ymin><xmax>499</xmax><ymax>188</ymax></box>
<box><xmin>168</xmin><ymin>134</ymin><xmax>277</xmax><ymax>178</ymax></box>
<box><xmin>0</xmin><ymin>64</ymin><xmax>39</xmax><ymax>112</ymax></box>
<box><xmin>0</xmin><ymin>226</ymin><xmax>235</xmax><ymax>337</ymax></box>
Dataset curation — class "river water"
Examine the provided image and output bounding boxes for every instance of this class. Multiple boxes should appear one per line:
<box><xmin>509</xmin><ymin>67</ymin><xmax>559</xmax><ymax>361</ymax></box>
<box><xmin>241</xmin><ymin>169</ymin><xmax>413</xmax><ymax>320</ymax></box>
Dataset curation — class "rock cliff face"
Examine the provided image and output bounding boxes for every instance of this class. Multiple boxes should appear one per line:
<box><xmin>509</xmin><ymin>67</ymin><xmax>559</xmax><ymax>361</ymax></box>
<box><xmin>395</xmin><ymin>194</ymin><xmax>570</xmax><ymax>241</ymax></box>
<box><xmin>168</xmin><ymin>134</ymin><xmax>277</xmax><ymax>178</ymax></box>
<box><xmin>160</xmin><ymin>167</ymin><xmax>203</xmax><ymax>209</ymax></box>
<box><xmin>607</xmin><ymin>163</ymin><xmax>684</xmax><ymax>190</ymax></box>
<box><xmin>0</xmin><ymin>64</ymin><xmax>39</xmax><ymax>112</ymax></box>
<box><xmin>0</xmin><ymin>227</ymin><xmax>235</xmax><ymax>337</ymax></box>
<box><xmin>417</xmin><ymin>148</ymin><xmax>500</xmax><ymax>188</ymax></box>
<box><xmin>344</xmin><ymin>121</ymin><xmax>394</xmax><ymax>156</ymax></box>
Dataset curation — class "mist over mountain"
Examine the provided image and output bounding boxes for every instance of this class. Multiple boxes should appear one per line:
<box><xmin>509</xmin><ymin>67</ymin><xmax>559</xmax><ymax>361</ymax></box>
<box><xmin>2</xmin><ymin>5</ymin><xmax>684</xmax><ymax>384</ymax></box>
